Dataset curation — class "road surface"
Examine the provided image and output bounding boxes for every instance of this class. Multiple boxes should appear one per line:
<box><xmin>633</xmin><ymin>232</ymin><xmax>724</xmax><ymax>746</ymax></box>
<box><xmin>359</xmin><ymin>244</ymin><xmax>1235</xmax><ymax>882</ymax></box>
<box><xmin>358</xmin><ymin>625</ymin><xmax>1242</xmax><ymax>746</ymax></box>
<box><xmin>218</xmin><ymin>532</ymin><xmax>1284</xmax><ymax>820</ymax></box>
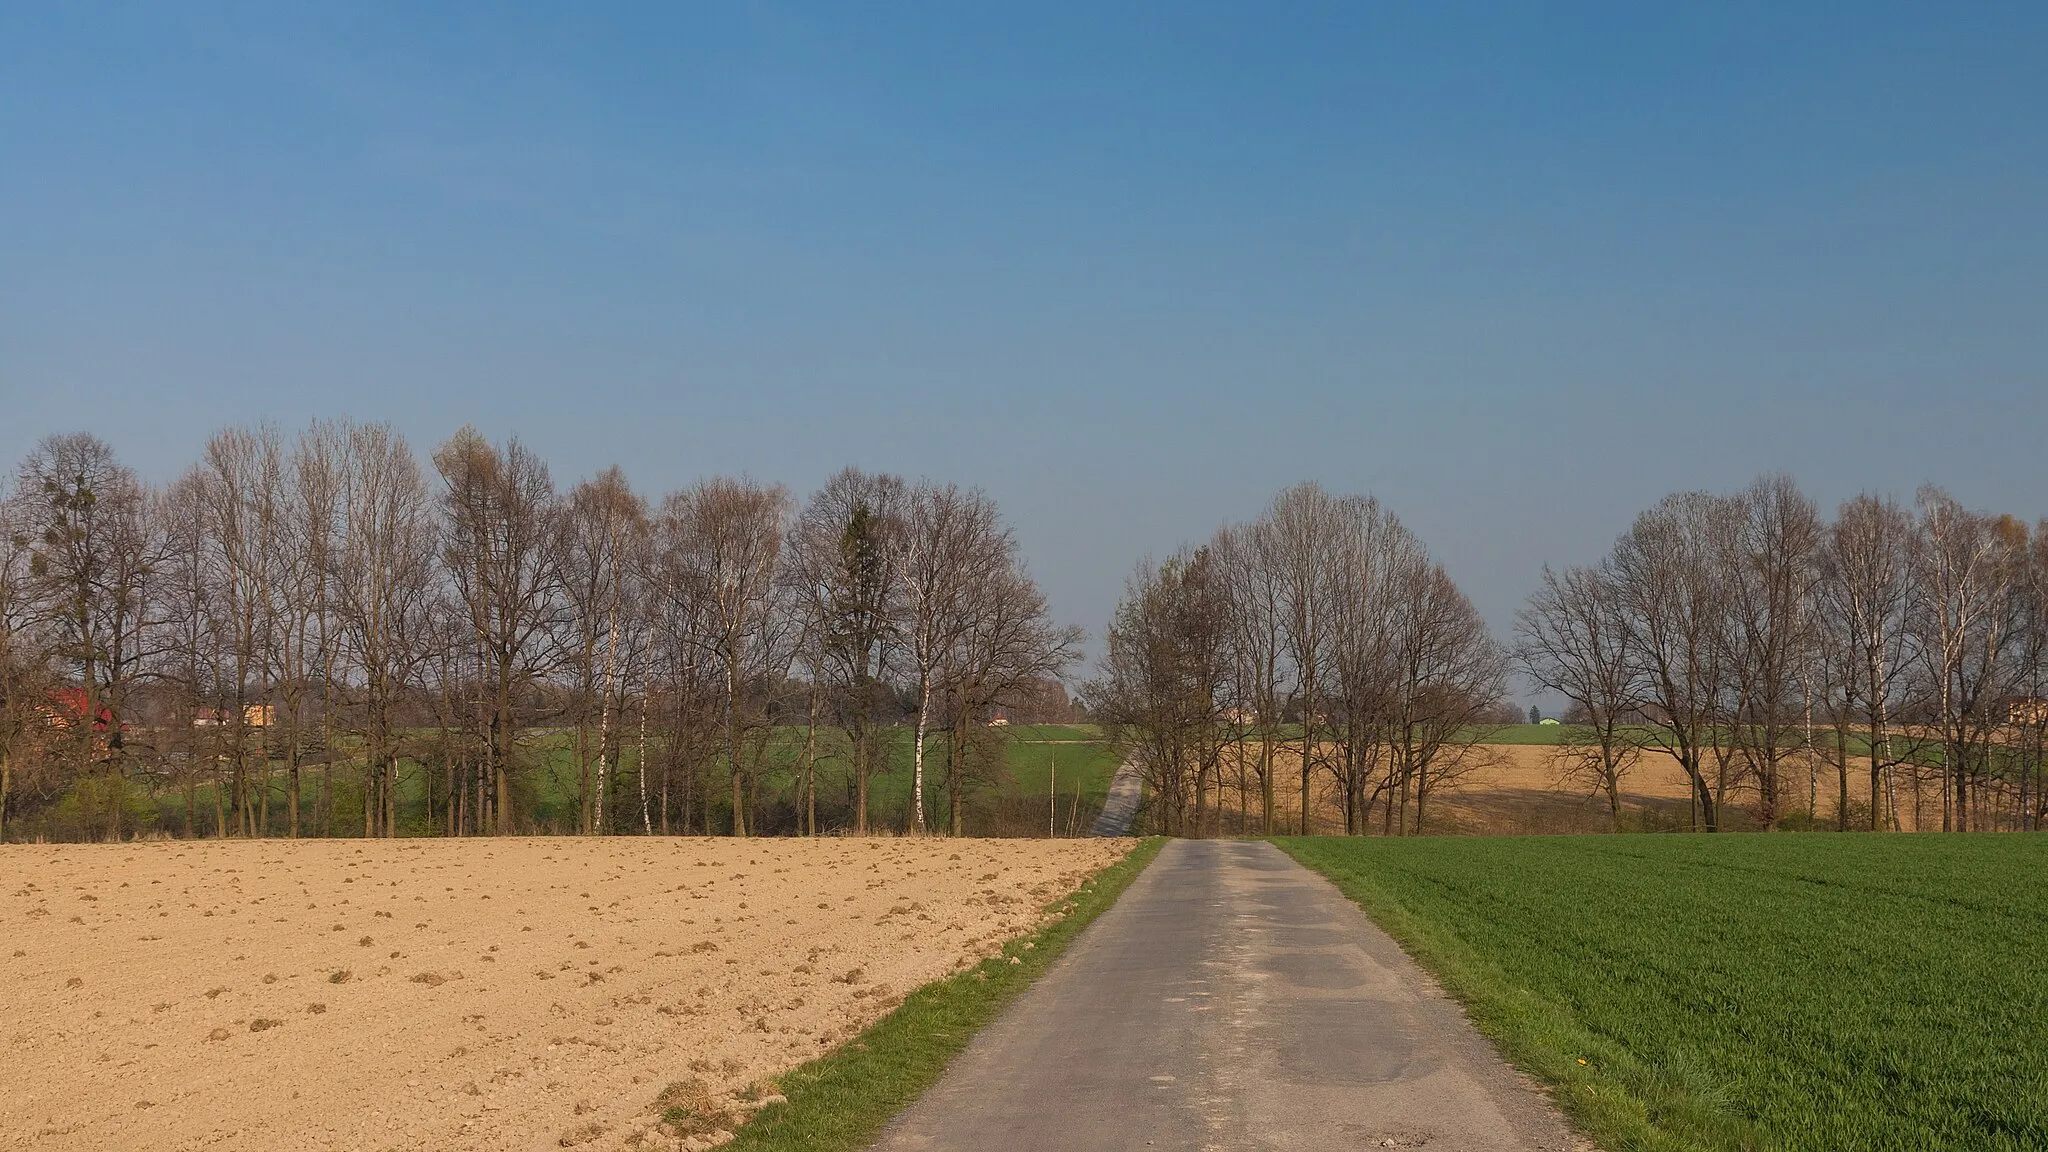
<box><xmin>871</xmin><ymin>839</ymin><xmax>1580</xmax><ymax>1151</ymax></box>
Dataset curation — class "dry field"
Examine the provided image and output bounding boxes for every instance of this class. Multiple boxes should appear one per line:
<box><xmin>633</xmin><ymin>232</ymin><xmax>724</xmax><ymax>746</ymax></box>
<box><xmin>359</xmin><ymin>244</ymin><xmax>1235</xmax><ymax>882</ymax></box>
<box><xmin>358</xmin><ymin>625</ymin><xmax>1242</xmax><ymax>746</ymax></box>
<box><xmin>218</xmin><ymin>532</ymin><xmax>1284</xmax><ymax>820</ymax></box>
<box><xmin>0</xmin><ymin>837</ymin><xmax>1130</xmax><ymax>1152</ymax></box>
<box><xmin>1212</xmin><ymin>744</ymin><xmax>1923</xmax><ymax>834</ymax></box>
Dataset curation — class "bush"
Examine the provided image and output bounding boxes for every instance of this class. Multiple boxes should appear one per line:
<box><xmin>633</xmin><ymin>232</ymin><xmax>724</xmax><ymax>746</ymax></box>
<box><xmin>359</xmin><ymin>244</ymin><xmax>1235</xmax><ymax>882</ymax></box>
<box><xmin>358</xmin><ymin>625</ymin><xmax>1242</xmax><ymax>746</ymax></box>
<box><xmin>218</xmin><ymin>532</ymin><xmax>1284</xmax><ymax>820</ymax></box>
<box><xmin>30</xmin><ymin>772</ymin><xmax>159</xmax><ymax>842</ymax></box>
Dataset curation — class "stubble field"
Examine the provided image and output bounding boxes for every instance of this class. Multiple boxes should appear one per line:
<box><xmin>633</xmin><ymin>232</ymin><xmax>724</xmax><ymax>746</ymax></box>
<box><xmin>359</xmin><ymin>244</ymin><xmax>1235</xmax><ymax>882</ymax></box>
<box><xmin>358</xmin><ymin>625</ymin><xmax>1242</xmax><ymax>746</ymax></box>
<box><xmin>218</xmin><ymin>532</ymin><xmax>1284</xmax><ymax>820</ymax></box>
<box><xmin>0</xmin><ymin>836</ymin><xmax>1129</xmax><ymax>1152</ymax></box>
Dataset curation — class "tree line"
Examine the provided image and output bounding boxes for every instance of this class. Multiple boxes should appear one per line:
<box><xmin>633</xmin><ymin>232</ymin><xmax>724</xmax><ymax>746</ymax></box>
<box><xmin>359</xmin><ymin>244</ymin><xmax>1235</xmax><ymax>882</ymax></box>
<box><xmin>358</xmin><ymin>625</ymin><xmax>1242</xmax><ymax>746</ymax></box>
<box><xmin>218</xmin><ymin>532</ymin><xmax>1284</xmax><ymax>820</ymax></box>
<box><xmin>0</xmin><ymin>426</ymin><xmax>1079</xmax><ymax>841</ymax></box>
<box><xmin>1087</xmin><ymin>483</ymin><xmax>1508</xmax><ymax>837</ymax></box>
<box><xmin>1517</xmin><ymin>476</ymin><xmax>2048</xmax><ymax>833</ymax></box>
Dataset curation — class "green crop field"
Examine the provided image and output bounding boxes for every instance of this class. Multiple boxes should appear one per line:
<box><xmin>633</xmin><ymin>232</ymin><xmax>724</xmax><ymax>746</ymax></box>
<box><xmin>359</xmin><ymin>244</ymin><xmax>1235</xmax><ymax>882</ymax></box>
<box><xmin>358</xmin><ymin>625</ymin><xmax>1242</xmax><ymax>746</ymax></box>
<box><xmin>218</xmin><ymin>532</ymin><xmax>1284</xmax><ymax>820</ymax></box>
<box><xmin>1278</xmin><ymin>835</ymin><xmax>2048</xmax><ymax>1152</ymax></box>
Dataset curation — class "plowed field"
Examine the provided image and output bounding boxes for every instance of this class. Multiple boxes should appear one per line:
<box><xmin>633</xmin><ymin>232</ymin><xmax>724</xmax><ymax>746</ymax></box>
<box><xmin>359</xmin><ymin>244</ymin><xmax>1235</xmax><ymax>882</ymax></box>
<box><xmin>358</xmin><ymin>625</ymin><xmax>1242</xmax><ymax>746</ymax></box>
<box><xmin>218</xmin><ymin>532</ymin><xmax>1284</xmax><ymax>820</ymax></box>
<box><xmin>0</xmin><ymin>837</ymin><xmax>1129</xmax><ymax>1151</ymax></box>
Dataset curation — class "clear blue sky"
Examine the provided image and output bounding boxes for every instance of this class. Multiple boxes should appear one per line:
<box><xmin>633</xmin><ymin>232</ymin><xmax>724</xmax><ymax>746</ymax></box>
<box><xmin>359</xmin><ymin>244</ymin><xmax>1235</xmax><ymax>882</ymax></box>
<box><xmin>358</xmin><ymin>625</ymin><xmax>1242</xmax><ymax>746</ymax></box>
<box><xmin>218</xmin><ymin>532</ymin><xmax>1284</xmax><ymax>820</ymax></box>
<box><xmin>4</xmin><ymin>4</ymin><xmax>2044</xmax><ymax>677</ymax></box>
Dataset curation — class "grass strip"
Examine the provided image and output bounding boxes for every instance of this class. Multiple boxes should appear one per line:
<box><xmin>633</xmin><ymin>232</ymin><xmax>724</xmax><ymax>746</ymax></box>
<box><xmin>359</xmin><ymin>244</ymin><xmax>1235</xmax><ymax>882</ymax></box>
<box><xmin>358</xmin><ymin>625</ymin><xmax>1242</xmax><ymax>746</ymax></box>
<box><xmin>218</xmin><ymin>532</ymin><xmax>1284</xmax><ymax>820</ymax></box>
<box><xmin>719</xmin><ymin>837</ymin><xmax>1164</xmax><ymax>1152</ymax></box>
<box><xmin>1274</xmin><ymin>837</ymin><xmax>1756</xmax><ymax>1152</ymax></box>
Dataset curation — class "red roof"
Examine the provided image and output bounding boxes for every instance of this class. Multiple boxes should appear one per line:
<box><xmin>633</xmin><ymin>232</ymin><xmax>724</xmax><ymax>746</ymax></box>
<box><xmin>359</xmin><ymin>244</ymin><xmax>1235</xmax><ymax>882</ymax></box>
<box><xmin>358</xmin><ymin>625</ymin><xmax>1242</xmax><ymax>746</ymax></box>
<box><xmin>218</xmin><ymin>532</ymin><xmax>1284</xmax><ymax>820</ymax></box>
<box><xmin>46</xmin><ymin>688</ymin><xmax>115</xmax><ymax>730</ymax></box>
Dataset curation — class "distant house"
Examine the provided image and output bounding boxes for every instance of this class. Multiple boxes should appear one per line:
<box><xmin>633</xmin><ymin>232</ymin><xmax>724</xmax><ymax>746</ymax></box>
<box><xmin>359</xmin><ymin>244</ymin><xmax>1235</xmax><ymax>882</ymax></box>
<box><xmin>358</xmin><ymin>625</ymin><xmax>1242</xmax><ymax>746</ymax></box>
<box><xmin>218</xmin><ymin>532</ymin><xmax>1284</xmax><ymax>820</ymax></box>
<box><xmin>195</xmin><ymin>704</ymin><xmax>276</xmax><ymax>728</ymax></box>
<box><xmin>1538</xmin><ymin>717</ymin><xmax>1561</xmax><ymax>727</ymax></box>
<box><xmin>41</xmin><ymin>688</ymin><xmax>113</xmax><ymax>732</ymax></box>
<box><xmin>986</xmin><ymin>712</ymin><xmax>1011</xmax><ymax>727</ymax></box>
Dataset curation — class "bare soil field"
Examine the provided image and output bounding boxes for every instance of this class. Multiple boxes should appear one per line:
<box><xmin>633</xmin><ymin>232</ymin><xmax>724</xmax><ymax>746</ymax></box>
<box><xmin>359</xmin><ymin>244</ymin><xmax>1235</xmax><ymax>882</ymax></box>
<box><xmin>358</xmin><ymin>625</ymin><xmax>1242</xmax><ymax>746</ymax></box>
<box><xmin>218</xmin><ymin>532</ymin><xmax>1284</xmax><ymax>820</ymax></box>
<box><xmin>0</xmin><ymin>837</ymin><xmax>1130</xmax><ymax>1152</ymax></box>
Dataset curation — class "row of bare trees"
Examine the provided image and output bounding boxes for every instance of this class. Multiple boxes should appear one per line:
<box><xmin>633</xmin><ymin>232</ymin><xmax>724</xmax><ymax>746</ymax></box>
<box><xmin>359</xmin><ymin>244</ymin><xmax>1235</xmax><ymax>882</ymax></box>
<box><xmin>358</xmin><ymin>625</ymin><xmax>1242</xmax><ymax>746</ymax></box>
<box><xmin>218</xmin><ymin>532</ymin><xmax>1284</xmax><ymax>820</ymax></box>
<box><xmin>0</xmin><ymin>426</ymin><xmax>1078</xmax><ymax>841</ymax></box>
<box><xmin>1088</xmin><ymin>483</ymin><xmax>1508</xmax><ymax>836</ymax></box>
<box><xmin>1518</xmin><ymin>476</ymin><xmax>2048</xmax><ymax>832</ymax></box>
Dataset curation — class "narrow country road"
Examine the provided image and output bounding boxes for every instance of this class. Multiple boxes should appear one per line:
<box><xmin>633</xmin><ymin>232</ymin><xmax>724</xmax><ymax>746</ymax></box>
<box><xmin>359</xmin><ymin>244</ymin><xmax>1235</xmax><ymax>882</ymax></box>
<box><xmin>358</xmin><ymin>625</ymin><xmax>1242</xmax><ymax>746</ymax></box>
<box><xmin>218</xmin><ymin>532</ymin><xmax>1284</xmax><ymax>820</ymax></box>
<box><xmin>871</xmin><ymin>839</ymin><xmax>1580</xmax><ymax>1152</ymax></box>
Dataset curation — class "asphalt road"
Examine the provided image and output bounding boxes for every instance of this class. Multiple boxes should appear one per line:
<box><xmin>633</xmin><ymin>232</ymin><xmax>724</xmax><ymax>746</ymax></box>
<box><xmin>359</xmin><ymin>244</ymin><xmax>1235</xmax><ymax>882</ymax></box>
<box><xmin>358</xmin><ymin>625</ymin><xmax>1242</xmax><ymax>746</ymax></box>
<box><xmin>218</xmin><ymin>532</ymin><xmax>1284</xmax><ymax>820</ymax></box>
<box><xmin>871</xmin><ymin>839</ymin><xmax>1581</xmax><ymax>1152</ymax></box>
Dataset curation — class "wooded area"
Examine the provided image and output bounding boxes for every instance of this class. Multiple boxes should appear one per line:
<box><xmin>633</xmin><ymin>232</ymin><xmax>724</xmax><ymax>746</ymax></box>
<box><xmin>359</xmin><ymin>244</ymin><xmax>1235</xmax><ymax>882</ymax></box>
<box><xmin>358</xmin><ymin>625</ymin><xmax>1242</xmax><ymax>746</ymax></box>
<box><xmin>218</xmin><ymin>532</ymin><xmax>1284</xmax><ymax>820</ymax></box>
<box><xmin>1517</xmin><ymin>477</ymin><xmax>2048</xmax><ymax>833</ymax></box>
<box><xmin>0</xmin><ymin>427</ymin><xmax>1079</xmax><ymax>841</ymax></box>
<box><xmin>1088</xmin><ymin>483</ymin><xmax>1507</xmax><ymax>837</ymax></box>
<box><xmin>8</xmin><ymin>430</ymin><xmax>2046</xmax><ymax>842</ymax></box>
<box><xmin>1093</xmin><ymin>477</ymin><xmax>2048</xmax><ymax>837</ymax></box>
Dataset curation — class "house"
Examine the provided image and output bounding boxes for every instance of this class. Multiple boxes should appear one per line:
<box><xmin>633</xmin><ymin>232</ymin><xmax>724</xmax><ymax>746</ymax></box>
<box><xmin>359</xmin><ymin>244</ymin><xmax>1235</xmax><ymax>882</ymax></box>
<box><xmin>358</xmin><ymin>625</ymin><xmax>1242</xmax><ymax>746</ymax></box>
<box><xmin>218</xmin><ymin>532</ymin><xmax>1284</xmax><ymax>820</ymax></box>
<box><xmin>41</xmin><ymin>688</ymin><xmax>113</xmax><ymax>732</ymax></box>
<box><xmin>986</xmin><ymin>713</ymin><xmax>1010</xmax><ymax>727</ymax></box>
<box><xmin>2009</xmin><ymin>698</ymin><xmax>2048</xmax><ymax>727</ymax></box>
<box><xmin>194</xmin><ymin>704</ymin><xmax>276</xmax><ymax>728</ymax></box>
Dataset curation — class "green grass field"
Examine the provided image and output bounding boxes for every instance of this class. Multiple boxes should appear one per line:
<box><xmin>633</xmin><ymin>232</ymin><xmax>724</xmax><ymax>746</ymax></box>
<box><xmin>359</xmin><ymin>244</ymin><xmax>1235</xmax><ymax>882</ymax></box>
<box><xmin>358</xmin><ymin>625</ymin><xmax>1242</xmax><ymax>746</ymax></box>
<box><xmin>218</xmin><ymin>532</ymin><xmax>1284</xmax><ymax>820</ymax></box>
<box><xmin>127</xmin><ymin>723</ymin><xmax>1122</xmax><ymax>840</ymax></box>
<box><xmin>1277</xmin><ymin>834</ymin><xmax>2048</xmax><ymax>1152</ymax></box>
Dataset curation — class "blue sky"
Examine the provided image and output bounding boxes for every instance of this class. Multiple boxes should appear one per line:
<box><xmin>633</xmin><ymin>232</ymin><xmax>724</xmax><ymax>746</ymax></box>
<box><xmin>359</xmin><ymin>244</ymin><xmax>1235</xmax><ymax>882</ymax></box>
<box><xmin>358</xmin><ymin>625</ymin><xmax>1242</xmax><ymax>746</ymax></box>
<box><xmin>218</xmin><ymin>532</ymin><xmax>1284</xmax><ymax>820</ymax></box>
<box><xmin>3</xmin><ymin>3</ymin><xmax>2044</xmax><ymax>678</ymax></box>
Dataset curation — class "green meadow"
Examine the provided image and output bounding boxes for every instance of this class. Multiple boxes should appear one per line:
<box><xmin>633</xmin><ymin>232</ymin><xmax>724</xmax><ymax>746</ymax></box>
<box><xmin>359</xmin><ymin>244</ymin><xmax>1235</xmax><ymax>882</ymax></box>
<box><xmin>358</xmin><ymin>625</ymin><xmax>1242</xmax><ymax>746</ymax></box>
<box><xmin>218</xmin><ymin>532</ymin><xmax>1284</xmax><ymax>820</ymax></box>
<box><xmin>1280</xmin><ymin>834</ymin><xmax>2048</xmax><ymax>1152</ymax></box>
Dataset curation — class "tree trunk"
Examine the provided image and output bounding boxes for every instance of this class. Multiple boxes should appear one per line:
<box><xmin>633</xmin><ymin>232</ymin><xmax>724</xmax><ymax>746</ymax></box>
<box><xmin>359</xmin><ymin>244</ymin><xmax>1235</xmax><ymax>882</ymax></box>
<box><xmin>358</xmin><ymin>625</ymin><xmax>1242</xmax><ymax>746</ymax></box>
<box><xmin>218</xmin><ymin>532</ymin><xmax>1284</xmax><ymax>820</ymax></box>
<box><xmin>949</xmin><ymin>721</ymin><xmax>967</xmax><ymax>837</ymax></box>
<box><xmin>911</xmin><ymin>675</ymin><xmax>932</xmax><ymax>835</ymax></box>
<box><xmin>726</xmin><ymin>665</ymin><xmax>746</xmax><ymax>837</ymax></box>
<box><xmin>639</xmin><ymin>696</ymin><xmax>653</xmax><ymax>835</ymax></box>
<box><xmin>804</xmin><ymin>693</ymin><xmax>817</xmax><ymax>837</ymax></box>
<box><xmin>853</xmin><ymin>727</ymin><xmax>869</xmax><ymax>836</ymax></box>
<box><xmin>1298</xmin><ymin>689</ymin><xmax>1315</xmax><ymax>835</ymax></box>
<box><xmin>214</xmin><ymin>750</ymin><xmax>229</xmax><ymax>840</ymax></box>
<box><xmin>1260</xmin><ymin>725</ymin><xmax>1274</xmax><ymax>834</ymax></box>
<box><xmin>1604</xmin><ymin>754</ymin><xmax>1621</xmax><ymax>832</ymax></box>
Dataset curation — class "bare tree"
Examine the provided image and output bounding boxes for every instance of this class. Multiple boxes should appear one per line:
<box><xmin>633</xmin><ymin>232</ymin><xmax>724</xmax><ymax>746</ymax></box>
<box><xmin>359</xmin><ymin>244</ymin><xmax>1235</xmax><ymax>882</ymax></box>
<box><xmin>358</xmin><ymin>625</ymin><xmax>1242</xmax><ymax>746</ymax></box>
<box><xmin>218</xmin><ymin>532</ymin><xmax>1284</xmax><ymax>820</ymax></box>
<box><xmin>333</xmin><ymin>424</ymin><xmax>438</xmax><ymax>838</ymax></box>
<box><xmin>652</xmin><ymin>478</ymin><xmax>790</xmax><ymax>836</ymax></box>
<box><xmin>157</xmin><ymin>470</ymin><xmax>227</xmax><ymax>835</ymax></box>
<box><xmin>1088</xmin><ymin>547</ymin><xmax>1230</xmax><ymax>835</ymax></box>
<box><xmin>1609</xmin><ymin>492</ymin><xmax>1738</xmax><ymax>831</ymax></box>
<box><xmin>1381</xmin><ymin>560</ymin><xmax>1508</xmax><ymax>835</ymax></box>
<box><xmin>287</xmin><ymin>422</ymin><xmax>348</xmax><ymax>837</ymax></box>
<box><xmin>894</xmin><ymin>482</ymin><xmax>1008</xmax><ymax>835</ymax></box>
<box><xmin>13</xmin><ymin>434</ymin><xmax>166</xmax><ymax>838</ymax></box>
<box><xmin>937</xmin><ymin>558</ymin><xmax>1082</xmax><ymax>834</ymax></box>
<box><xmin>1215</xmin><ymin>521</ymin><xmax>1286</xmax><ymax>833</ymax></box>
<box><xmin>1719</xmin><ymin>475</ymin><xmax>1822</xmax><ymax>829</ymax></box>
<box><xmin>2014</xmin><ymin>525</ymin><xmax>2048</xmax><ymax>831</ymax></box>
<box><xmin>559</xmin><ymin>466</ymin><xmax>646</xmax><ymax>834</ymax></box>
<box><xmin>434</xmin><ymin>428</ymin><xmax>567</xmax><ymax>835</ymax></box>
<box><xmin>788</xmin><ymin>468</ymin><xmax>906</xmax><ymax>835</ymax></box>
<box><xmin>1516</xmin><ymin>564</ymin><xmax>1644</xmax><ymax>830</ymax></box>
<box><xmin>1321</xmin><ymin>497</ymin><xmax>1416</xmax><ymax>835</ymax></box>
<box><xmin>1267</xmin><ymin>483</ymin><xmax>1343</xmax><ymax>834</ymax></box>
<box><xmin>0</xmin><ymin>501</ymin><xmax>54</xmax><ymax>841</ymax></box>
<box><xmin>1908</xmin><ymin>487</ymin><xmax>2026</xmax><ymax>832</ymax></box>
<box><xmin>191</xmin><ymin>425</ymin><xmax>289</xmax><ymax>835</ymax></box>
<box><xmin>1815</xmin><ymin>493</ymin><xmax>1920</xmax><ymax>830</ymax></box>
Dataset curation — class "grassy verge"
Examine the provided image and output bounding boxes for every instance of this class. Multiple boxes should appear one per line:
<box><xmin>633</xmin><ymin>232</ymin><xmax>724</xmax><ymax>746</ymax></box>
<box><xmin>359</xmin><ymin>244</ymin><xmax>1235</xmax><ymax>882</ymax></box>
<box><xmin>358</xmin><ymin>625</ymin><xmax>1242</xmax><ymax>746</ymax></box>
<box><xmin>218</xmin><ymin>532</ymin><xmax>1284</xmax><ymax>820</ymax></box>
<box><xmin>1276</xmin><ymin>835</ymin><xmax>2048</xmax><ymax>1152</ymax></box>
<box><xmin>717</xmin><ymin>837</ymin><xmax>1164</xmax><ymax>1151</ymax></box>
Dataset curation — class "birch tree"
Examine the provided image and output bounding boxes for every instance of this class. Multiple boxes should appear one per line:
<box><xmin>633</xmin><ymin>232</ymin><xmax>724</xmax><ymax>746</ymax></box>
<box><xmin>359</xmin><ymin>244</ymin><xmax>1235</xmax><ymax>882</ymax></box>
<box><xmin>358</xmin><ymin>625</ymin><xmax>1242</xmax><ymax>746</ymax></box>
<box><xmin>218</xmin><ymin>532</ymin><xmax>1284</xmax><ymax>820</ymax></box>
<box><xmin>1815</xmin><ymin>493</ymin><xmax>1919</xmax><ymax>830</ymax></box>
<box><xmin>559</xmin><ymin>467</ymin><xmax>646</xmax><ymax>833</ymax></box>
<box><xmin>894</xmin><ymin>482</ymin><xmax>1007</xmax><ymax>835</ymax></box>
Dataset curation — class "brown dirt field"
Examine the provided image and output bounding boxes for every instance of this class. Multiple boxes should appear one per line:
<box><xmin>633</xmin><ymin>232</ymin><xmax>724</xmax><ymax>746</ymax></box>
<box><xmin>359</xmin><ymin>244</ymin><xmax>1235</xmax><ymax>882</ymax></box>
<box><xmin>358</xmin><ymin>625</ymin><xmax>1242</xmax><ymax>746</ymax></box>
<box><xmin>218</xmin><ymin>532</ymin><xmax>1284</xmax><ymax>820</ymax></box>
<box><xmin>1204</xmin><ymin>743</ymin><xmax>1926</xmax><ymax>834</ymax></box>
<box><xmin>0</xmin><ymin>837</ymin><xmax>1130</xmax><ymax>1152</ymax></box>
